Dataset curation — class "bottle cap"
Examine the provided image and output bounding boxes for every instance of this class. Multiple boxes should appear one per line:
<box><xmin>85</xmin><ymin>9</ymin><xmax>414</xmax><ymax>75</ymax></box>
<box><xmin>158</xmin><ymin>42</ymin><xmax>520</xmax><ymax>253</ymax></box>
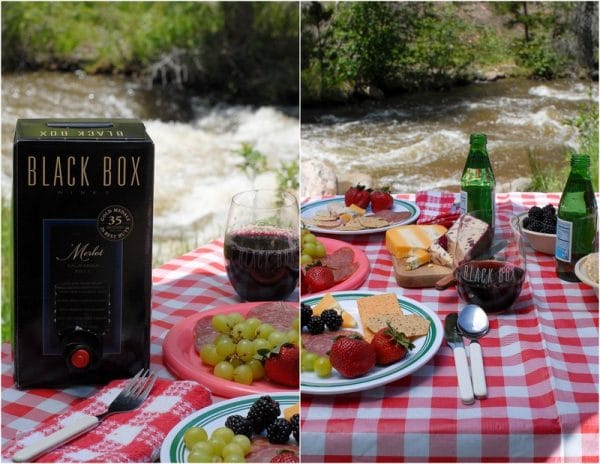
<box><xmin>470</xmin><ymin>133</ymin><xmax>487</xmax><ymax>145</ymax></box>
<box><xmin>70</xmin><ymin>349</ymin><xmax>91</xmax><ymax>369</ymax></box>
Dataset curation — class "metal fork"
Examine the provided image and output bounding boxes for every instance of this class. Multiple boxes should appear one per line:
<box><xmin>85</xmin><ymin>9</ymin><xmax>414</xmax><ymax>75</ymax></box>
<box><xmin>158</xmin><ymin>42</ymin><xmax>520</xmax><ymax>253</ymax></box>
<box><xmin>12</xmin><ymin>368</ymin><xmax>156</xmax><ymax>463</ymax></box>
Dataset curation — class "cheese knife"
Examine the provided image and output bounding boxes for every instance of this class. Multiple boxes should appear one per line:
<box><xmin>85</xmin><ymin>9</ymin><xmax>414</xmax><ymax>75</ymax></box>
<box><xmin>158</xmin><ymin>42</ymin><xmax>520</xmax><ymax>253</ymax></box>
<box><xmin>444</xmin><ymin>313</ymin><xmax>475</xmax><ymax>405</ymax></box>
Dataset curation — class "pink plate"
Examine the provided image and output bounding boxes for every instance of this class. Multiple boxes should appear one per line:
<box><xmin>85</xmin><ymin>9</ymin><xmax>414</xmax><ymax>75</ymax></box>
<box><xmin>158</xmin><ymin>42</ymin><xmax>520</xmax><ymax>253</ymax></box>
<box><xmin>302</xmin><ymin>237</ymin><xmax>370</xmax><ymax>296</ymax></box>
<box><xmin>162</xmin><ymin>302</ymin><xmax>297</xmax><ymax>398</ymax></box>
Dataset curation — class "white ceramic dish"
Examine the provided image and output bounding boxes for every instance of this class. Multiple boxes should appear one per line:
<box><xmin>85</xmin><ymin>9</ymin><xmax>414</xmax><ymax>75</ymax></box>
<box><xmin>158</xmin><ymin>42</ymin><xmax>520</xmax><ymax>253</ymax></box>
<box><xmin>513</xmin><ymin>212</ymin><xmax>556</xmax><ymax>255</ymax></box>
<box><xmin>575</xmin><ymin>252</ymin><xmax>599</xmax><ymax>297</ymax></box>
<box><xmin>300</xmin><ymin>291</ymin><xmax>443</xmax><ymax>395</ymax></box>
<box><xmin>301</xmin><ymin>196</ymin><xmax>419</xmax><ymax>235</ymax></box>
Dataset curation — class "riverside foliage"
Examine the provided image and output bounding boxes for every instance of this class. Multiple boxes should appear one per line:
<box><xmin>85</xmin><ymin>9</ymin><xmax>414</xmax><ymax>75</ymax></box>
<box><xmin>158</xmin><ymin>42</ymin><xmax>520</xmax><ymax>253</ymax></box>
<box><xmin>301</xmin><ymin>1</ymin><xmax>598</xmax><ymax>103</ymax></box>
<box><xmin>1</xmin><ymin>2</ymin><xmax>299</xmax><ymax>103</ymax></box>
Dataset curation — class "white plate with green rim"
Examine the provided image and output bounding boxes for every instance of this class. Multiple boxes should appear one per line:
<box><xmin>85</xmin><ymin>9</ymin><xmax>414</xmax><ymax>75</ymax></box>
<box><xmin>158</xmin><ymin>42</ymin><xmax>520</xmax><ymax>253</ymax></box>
<box><xmin>160</xmin><ymin>392</ymin><xmax>299</xmax><ymax>463</ymax></box>
<box><xmin>301</xmin><ymin>291</ymin><xmax>443</xmax><ymax>395</ymax></box>
<box><xmin>301</xmin><ymin>196</ymin><xmax>419</xmax><ymax>235</ymax></box>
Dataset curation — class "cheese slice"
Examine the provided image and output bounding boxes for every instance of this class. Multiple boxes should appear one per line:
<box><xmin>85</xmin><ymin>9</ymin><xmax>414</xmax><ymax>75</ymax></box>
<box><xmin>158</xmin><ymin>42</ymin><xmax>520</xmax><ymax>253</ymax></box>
<box><xmin>348</xmin><ymin>204</ymin><xmax>366</xmax><ymax>215</ymax></box>
<box><xmin>284</xmin><ymin>403</ymin><xmax>299</xmax><ymax>421</ymax></box>
<box><xmin>385</xmin><ymin>225</ymin><xmax>447</xmax><ymax>259</ymax></box>
<box><xmin>428</xmin><ymin>240</ymin><xmax>453</xmax><ymax>267</ymax></box>
<box><xmin>405</xmin><ymin>249</ymin><xmax>431</xmax><ymax>270</ymax></box>
<box><xmin>312</xmin><ymin>293</ymin><xmax>357</xmax><ymax>328</ymax></box>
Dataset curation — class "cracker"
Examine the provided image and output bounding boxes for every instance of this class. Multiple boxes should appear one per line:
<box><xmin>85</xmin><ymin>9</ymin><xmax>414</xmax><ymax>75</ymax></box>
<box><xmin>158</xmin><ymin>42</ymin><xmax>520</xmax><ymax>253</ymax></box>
<box><xmin>359</xmin><ymin>216</ymin><xmax>389</xmax><ymax>228</ymax></box>
<box><xmin>367</xmin><ymin>314</ymin><xmax>430</xmax><ymax>339</ymax></box>
<box><xmin>356</xmin><ymin>293</ymin><xmax>402</xmax><ymax>341</ymax></box>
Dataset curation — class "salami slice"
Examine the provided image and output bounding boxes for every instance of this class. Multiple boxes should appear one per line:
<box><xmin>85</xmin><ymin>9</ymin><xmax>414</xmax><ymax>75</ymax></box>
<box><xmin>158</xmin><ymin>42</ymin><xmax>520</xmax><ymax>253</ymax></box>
<box><xmin>301</xmin><ymin>329</ymin><xmax>359</xmax><ymax>356</ymax></box>
<box><xmin>321</xmin><ymin>247</ymin><xmax>354</xmax><ymax>269</ymax></box>
<box><xmin>331</xmin><ymin>262</ymin><xmax>359</xmax><ymax>284</ymax></box>
<box><xmin>247</xmin><ymin>437</ymin><xmax>299</xmax><ymax>463</ymax></box>
<box><xmin>372</xmin><ymin>210</ymin><xmax>411</xmax><ymax>223</ymax></box>
<box><xmin>194</xmin><ymin>302</ymin><xmax>298</xmax><ymax>351</ymax></box>
<box><xmin>247</xmin><ymin>302</ymin><xmax>298</xmax><ymax>331</ymax></box>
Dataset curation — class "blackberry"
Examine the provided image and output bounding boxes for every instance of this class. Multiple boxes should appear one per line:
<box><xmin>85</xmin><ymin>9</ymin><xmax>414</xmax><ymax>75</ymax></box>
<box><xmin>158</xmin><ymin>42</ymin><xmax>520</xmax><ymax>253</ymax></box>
<box><xmin>541</xmin><ymin>216</ymin><xmax>557</xmax><ymax>234</ymax></box>
<box><xmin>290</xmin><ymin>413</ymin><xmax>299</xmax><ymax>443</ymax></box>
<box><xmin>266</xmin><ymin>418</ymin><xmax>292</xmax><ymax>444</ymax></box>
<box><xmin>301</xmin><ymin>303</ymin><xmax>313</xmax><ymax>328</ymax></box>
<box><xmin>321</xmin><ymin>309</ymin><xmax>343</xmax><ymax>331</ymax></box>
<box><xmin>306</xmin><ymin>315</ymin><xmax>325</xmax><ymax>335</ymax></box>
<box><xmin>246</xmin><ymin>396</ymin><xmax>280</xmax><ymax>434</ymax></box>
<box><xmin>527</xmin><ymin>219</ymin><xmax>544</xmax><ymax>233</ymax></box>
<box><xmin>542</xmin><ymin>204</ymin><xmax>556</xmax><ymax>218</ymax></box>
<box><xmin>522</xmin><ymin>217</ymin><xmax>530</xmax><ymax>229</ymax></box>
<box><xmin>528</xmin><ymin>206</ymin><xmax>544</xmax><ymax>221</ymax></box>
<box><xmin>225</xmin><ymin>415</ymin><xmax>253</xmax><ymax>439</ymax></box>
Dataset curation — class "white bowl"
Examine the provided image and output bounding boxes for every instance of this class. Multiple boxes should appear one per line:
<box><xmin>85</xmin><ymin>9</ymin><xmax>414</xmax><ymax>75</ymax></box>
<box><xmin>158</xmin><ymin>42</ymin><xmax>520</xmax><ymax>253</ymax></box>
<box><xmin>575</xmin><ymin>252</ymin><xmax>599</xmax><ymax>298</ymax></box>
<box><xmin>513</xmin><ymin>212</ymin><xmax>556</xmax><ymax>255</ymax></box>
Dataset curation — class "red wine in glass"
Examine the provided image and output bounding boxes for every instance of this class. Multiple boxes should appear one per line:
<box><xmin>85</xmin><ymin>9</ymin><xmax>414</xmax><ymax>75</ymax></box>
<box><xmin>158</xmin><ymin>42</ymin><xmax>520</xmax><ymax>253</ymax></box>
<box><xmin>224</xmin><ymin>227</ymin><xmax>299</xmax><ymax>301</ymax></box>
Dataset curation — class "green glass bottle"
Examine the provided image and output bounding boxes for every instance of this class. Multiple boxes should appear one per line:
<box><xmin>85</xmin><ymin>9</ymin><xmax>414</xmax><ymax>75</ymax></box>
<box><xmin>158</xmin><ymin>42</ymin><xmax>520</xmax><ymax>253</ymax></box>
<box><xmin>460</xmin><ymin>133</ymin><xmax>496</xmax><ymax>227</ymax></box>
<box><xmin>555</xmin><ymin>154</ymin><xmax>598</xmax><ymax>281</ymax></box>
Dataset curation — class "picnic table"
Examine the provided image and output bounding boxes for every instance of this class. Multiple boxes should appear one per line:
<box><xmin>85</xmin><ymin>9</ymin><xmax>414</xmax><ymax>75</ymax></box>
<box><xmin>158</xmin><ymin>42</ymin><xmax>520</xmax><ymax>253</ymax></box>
<box><xmin>300</xmin><ymin>192</ymin><xmax>598</xmax><ymax>462</ymax></box>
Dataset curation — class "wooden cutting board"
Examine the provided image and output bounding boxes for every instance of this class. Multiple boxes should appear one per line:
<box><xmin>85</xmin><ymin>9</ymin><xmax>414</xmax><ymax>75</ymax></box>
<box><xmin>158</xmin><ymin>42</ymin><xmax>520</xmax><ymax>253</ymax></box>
<box><xmin>392</xmin><ymin>256</ymin><xmax>452</xmax><ymax>288</ymax></box>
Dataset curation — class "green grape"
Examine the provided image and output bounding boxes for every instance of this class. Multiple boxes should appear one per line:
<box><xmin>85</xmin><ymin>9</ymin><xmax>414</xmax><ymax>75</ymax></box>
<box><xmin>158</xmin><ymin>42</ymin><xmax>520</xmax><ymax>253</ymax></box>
<box><xmin>235</xmin><ymin>339</ymin><xmax>255</xmax><ymax>362</ymax></box>
<box><xmin>212</xmin><ymin>427</ymin><xmax>235</xmax><ymax>444</ymax></box>
<box><xmin>301</xmin><ymin>352</ymin><xmax>317</xmax><ymax>371</ymax></box>
<box><xmin>302</xmin><ymin>242</ymin><xmax>316</xmax><ymax>257</ymax></box>
<box><xmin>199</xmin><ymin>344</ymin><xmax>221</xmax><ymax>366</ymax></box>
<box><xmin>184</xmin><ymin>427</ymin><xmax>209</xmax><ymax>449</ymax></box>
<box><xmin>245</xmin><ymin>317</ymin><xmax>262</xmax><ymax>334</ymax></box>
<box><xmin>214</xmin><ymin>334</ymin><xmax>233</xmax><ymax>345</ymax></box>
<box><xmin>211</xmin><ymin>314</ymin><xmax>230</xmax><ymax>333</ymax></box>
<box><xmin>233</xmin><ymin>322</ymin><xmax>255</xmax><ymax>340</ymax></box>
<box><xmin>188</xmin><ymin>449</ymin><xmax>214</xmax><ymax>463</ymax></box>
<box><xmin>253</xmin><ymin>338</ymin><xmax>270</xmax><ymax>355</ymax></box>
<box><xmin>231</xmin><ymin>435</ymin><xmax>252</xmax><ymax>455</ymax></box>
<box><xmin>314</xmin><ymin>242</ymin><xmax>326</xmax><ymax>258</ymax></box>
<box><xmin>227</xmin><ymin>312</ymin><xmax>245</xmax><ymax>326</ymax></box>
<box><xmin>300</xmin><ymin>254</ymin><xmax>313</xmax><ymax>266</ymax></box>
<box><xmin>222</xmin><ymin>443</ymin><xmax>245</xmax><ymax>460</ymax></box>
<box><xmin>211</xmin><ymin>456</ymin><xmax>223</xmax><ymax>463</ymax></box>
<box><xmin>216</xmin><ymin>339</ymin><xmax>236</xmax><ymax>358</ymax></box>
<box><xmin>229</xmin><ymin>357</ymin><xmax>243</xmax><ymax>368</ymax></box>
<box><xmin>233</xmin><ymin>364</ymin><xmax>253</xmax><ymax>385</ymax></box>
<box><xmin>292</xmin><ymin>318</ymin><xmax>300</xmax><ymax>330</ymax></box>
<box><xmin>257</xmin><ymin>323</ymin><xmax>274</xmax><ymax>339</ymax></box>
<box><xmin>247</xmin><ymin>359</ymin><xmax>265</xmax><ymax>380</ymax></box>
<box><xmin>314</xmin><ymin>356</ymin><xmax>333</xmax><ymax>377</ymax></box>
<box><xmin>213</xmin><ymin>361</ymin><xmax>234</xmax><ymax>380</ymax></box>
<box><xmin>268</xmin><ymin>331</ymin><xmax>287</xmax><ymax>348</ymax></box>
<box><xmin>192</xmin><ymin>441</ymin><xmax>215</xmax><ymax>455</ymax></box>
<box><xmin>286</xmin><ymin>329</ymin><xmax>299</xmax><ymax>345</ymax></box>
<box><xmin>223</xmin><ymin>454</ymin><xmax>245</xmax><ymax>463</ymax></box>
<box><xmin>207</xmin><ymin>438</ymin><xmax>226</xmax><ymax>456</ymax></box>
<box><xmin>303</xmin><ymin>233</ymin><xmax>317</xmax><ymax>244</ymax></box>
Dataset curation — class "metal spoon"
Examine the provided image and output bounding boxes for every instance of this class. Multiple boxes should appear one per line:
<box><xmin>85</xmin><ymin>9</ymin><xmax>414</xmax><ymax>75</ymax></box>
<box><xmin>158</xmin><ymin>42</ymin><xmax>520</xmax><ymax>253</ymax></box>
<box><xmin>458</xmin><ymin>304</ymin><xmax>490</xmax><ymax>399</ymax></box>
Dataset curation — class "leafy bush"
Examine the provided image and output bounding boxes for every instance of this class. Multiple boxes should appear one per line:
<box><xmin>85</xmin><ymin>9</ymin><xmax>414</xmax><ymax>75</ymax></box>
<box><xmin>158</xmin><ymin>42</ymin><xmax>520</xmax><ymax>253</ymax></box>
<box><xmin>513</xmin><ymin>35</ymin><xmax>565</xmax><ymax>79</ymax></box>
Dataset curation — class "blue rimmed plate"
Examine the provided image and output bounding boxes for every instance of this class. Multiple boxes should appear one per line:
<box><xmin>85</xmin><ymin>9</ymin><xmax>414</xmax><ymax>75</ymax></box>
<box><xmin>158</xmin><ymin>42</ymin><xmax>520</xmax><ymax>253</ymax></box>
<box><xmin>301</xmin><ymin>291</ymin><xmax>443</xmax><ymax>395</ymax></box>
<box><xmin>160</xmin><ymin>392</ymin><xmax>299</xmax><ymax>462</ymax></box>
<box><xmin>301</xmin><ymin>196</ymin><xmax>419</xmax><ymax>235</ymax></box>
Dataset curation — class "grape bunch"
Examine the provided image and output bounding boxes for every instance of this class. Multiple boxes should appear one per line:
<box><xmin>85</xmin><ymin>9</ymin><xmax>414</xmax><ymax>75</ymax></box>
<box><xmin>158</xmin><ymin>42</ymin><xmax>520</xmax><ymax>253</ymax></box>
<box><xmin>523</xmin><ymin>204</ymin><xmax>557</xmax><ymax>234</ymax></box>
<box><xmin>199</xmin><ymin>312</ymin><xmax>300</xmax><ymax>385</ymax></box>
<box><xmin>183</xmin><ymin>425</ymin><xmax>252</xmax><ymax>462</ymax></box>
<box><xmin>301</xmin><ymin>228</ymin><xmax>326</xmax><ymax>266</ymax></box>
<box><xmin>301</xmin><ymin>348</ymin><xmax>332</xmax><ymax>378</ymax></box>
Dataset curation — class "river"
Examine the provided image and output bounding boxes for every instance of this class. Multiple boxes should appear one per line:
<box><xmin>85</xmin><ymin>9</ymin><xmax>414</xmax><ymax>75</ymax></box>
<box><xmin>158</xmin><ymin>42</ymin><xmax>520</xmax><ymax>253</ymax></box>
<box><xmin>1</xmin><ymin>71</ymin><xmax>299</xmax><ymax>263</ymax></box>
<box><xmin>301</xmin><ymin>78</ymin><xmax>598</xmax><ymax>193</ymax></box>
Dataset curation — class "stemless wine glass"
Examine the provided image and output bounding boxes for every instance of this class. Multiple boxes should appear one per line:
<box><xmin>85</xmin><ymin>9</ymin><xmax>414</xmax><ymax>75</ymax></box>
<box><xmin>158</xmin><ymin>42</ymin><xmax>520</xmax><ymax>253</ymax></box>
<box><xmin>224</xmin><ymin>189</ymin><xmax>299</xmax><ymax>301</ymax></box>
<box><xmin>454</xmin><ymin>210</ymin><xmax>527</xmax><ymax>313</ymax></box>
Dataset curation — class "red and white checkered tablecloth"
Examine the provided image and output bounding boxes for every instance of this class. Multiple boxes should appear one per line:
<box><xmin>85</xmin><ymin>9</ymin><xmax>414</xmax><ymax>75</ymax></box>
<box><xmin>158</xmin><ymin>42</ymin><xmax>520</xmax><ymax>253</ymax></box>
<box><xmin>1</xmin><ymin>239</ymin><xmax>298</xmax><ymax>454</ymax></box>
<box><xmin>300</xmin><ymin>193</ymin><xmax>598</xmax><ymax>463</ymax></box>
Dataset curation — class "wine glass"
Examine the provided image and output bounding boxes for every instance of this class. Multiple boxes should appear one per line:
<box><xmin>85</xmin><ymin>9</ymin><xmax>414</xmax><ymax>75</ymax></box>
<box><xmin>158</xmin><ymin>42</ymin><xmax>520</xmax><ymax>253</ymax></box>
<box><xmin>454</xmin><ymin>210</ymin><xmax>527</xmax><ymax>313</ymax></box>
<box><xmin>224</xmin><ymin>189</ymin><xmax>299</xmax><ymax>301</ymax></box>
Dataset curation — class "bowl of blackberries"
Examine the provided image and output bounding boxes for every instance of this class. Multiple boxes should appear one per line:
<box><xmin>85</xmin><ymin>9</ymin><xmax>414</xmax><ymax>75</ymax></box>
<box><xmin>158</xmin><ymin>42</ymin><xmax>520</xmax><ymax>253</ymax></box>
<box><xmin>514</xmin><ymin>204</ymin><xmax>557</xmax><ymax>255</ymax></box>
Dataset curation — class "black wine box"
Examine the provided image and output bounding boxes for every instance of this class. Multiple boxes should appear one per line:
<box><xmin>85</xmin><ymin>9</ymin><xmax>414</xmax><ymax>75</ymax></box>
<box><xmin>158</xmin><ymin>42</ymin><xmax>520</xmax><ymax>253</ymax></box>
<box><xmin>12</xmin><ymin>119</ymin><xmax>154</xmax><ymax>388</ymax></box>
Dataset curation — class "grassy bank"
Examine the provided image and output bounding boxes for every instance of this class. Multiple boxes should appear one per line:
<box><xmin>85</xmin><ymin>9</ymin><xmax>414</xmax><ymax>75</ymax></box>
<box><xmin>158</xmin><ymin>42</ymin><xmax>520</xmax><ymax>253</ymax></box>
<box><xmin>1</xmin><ymin>2</ymin><xmax>299</xmax><ymax>104</ymax></box>
<box><xmin>1</xmin><ymin>199</ymin><xmax>12</xmax><ymax>342</ymax></box>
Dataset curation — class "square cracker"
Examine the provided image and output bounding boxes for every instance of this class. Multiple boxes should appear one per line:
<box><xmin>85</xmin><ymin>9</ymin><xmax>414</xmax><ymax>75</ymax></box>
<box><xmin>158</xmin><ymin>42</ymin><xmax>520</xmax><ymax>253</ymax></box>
<box><xmin>356</xmin><ymin>293</ymin><xmax>402</xmax><ymax>341</ymax></box>
<box><xmin>366</xmin><ymin>314</ymin><xmax>430</xmax><ymax>339</ymax></box>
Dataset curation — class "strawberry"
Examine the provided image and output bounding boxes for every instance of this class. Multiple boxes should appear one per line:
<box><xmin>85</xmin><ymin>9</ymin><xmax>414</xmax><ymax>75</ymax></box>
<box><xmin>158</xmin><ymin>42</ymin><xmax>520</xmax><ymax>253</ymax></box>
<box><xmin>303</xmin><ymin>265</ymin><xmax>334</xmax><ymax>294</ymax></box>
<box><xmin>370</xmin><ymin>187</ymin><xmax>393</xmax><ymax>212</ymax></box>
<box><xmin>344</xmin><ymin>184</ymin><xmax>372</xmax><ymax>209</ymax></box>
<box><xmin>370</xmin><ymin>323</ymin><xmax>415</xmax><ymax>365</ymax></box>
<box><xmin>263</xmin><ymin>343</ymin><xmax>299</xmax><ymax>387</ymax></box>
<box><xmin>271</xmin><ymin>450</ymin><xmax>300</xmax><ymax>462</ymax></box>
<box><xmin>329</xmin><ymin>334</ymin><xmax>376</xmax><ymax>378</ymax></box>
